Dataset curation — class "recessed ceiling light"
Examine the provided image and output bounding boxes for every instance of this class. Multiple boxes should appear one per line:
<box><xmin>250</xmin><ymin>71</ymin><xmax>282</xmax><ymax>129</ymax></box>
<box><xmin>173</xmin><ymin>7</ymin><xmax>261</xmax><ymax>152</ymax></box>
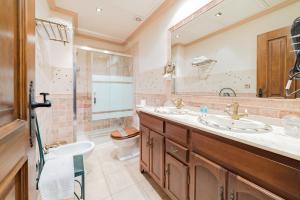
<box><xmin>215</xmin><ymin>12</ymin><xmax>223</xmax><ymax>17</ymax></box>
<box><xmin>175</xmin><ymin>34</ymin><xmax>180</xmax><ymax>38</ymax></box>
<box><xmin>135</xmin><ymin>16</ymin><xmax>143</xmax><ymax>22</ymax></box>
<box><xmin>96</xmin><ymin>7</ymin><xmax>103</xmax><ymax>13</ymax></box>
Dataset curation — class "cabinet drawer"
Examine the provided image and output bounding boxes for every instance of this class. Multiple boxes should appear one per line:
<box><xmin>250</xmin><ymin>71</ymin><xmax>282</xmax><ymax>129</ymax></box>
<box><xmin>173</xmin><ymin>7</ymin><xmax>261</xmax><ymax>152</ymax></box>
<box><xmin>140</xmin><ymin>112</ymin><xmax>164</xmax><ymax>134</ymax></box>
<box><xmin>165</xmin><ymin>122</ymin><xmax>188</xmax><ymax>146</ymax></box>
<box><xmin>166</xmin><ymin>139</ymin><xmax>188</xmax><ymax>163</ymax></box>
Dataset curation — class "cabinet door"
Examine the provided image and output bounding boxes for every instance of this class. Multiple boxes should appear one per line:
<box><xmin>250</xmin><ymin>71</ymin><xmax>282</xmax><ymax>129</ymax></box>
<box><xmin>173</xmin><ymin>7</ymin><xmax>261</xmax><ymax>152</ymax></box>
<box><xmin>149</xmin><ymin>130</ymin><xmax>164</xmax><ymax>187</ymax></box>
<box><xmin>228</xmin><ymin>173</ymin><xmax>284</xmax><ymax>200</ymax></box>
<box><xmin>165</xmin><ymin>154</ymin><xmax>189</xmax><ymax>200</ymax></box>
<box><xmin>140</xmin><ymin>126</ymin><xmax>150</xmax><ymax>172</ymax></box>
<box><xmin>190</xmin><ymin>153</ymin><xmax>227</xmax><ymax>200</ymax></box>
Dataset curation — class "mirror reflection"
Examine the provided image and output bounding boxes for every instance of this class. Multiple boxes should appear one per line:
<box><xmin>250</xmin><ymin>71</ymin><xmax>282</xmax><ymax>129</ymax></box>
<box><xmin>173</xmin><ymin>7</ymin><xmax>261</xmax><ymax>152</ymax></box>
<box><xmin>171</xmin><ymin>0</ymin><xmax>300</xmax><ymax>98</ymax></box>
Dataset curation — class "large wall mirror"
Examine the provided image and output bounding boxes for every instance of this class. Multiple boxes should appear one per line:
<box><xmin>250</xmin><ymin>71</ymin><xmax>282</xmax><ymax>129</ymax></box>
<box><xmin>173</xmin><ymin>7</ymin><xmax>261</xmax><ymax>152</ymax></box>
<box><xmin>171</xmin><ymin>0</ymin><xmax>300</xmax><ymax>98</ymax></box>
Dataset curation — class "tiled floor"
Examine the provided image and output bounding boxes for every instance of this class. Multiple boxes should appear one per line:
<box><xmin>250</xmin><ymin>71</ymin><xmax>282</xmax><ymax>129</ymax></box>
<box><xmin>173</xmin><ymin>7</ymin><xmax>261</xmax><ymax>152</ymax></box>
<box><xmin>78</xmin><ymin>135</ymin><xmax>170</xmax><ymax>200</ymax></box>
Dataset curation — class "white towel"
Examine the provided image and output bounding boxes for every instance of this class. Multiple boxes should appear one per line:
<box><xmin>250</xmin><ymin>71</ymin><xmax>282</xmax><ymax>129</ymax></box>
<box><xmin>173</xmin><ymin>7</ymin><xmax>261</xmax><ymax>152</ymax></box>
<box><xmin>39</xmin><ymin>156</ymin><xmax>74</xmax><ymax>200</ymax></box>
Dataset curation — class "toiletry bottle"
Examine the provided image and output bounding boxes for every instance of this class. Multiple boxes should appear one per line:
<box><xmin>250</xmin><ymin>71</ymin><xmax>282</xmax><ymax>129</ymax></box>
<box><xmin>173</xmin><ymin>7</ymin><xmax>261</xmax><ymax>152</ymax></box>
<box><xmin>258</xmin><ymin>88</ymin><xmax>263</xmax><ymax>97</ymax></box>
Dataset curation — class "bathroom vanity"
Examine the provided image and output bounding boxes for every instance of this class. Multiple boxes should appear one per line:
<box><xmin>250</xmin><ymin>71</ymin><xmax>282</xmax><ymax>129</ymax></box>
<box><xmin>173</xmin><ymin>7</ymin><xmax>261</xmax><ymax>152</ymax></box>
<box><xmin>137</xmin><ymin>108</ymin><xmax>300</xmax><ymax>200</ymax></box>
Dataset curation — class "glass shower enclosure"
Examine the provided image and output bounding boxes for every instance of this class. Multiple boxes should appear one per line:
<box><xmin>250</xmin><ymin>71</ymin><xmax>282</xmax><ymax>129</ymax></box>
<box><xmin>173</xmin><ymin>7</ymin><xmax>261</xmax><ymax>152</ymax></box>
<box><xmin>75</xmin><ymin>46</ymin><xmax>134</xmax><ymax>138</ymax></box>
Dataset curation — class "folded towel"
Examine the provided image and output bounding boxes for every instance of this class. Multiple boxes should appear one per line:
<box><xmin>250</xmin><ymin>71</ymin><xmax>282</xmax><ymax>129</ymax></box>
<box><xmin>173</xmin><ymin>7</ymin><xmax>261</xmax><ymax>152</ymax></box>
<box><xmin>39</xmin><ymin>156</ymin><xmax>74</xmax><ymax>200</ymax></box>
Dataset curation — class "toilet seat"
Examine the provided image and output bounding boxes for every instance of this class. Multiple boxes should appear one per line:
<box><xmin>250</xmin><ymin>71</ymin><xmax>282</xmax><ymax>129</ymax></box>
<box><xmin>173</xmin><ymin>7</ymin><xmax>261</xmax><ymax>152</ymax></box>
<box><xmin>111</xmin><ymin>128</ymin><xmax>139</xmax><ymax>140</ymax></box>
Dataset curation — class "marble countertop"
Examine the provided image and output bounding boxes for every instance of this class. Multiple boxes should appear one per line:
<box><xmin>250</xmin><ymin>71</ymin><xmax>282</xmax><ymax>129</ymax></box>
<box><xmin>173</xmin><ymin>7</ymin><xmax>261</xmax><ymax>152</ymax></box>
<box><xmin>137</xmin><ymin>106</ymin><xmax>300</xmax><ymax>161</ymax></box>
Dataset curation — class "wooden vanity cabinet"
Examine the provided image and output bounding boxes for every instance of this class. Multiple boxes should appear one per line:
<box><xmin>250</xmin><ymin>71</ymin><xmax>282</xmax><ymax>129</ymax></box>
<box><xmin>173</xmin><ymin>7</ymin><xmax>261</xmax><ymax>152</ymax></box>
<box><xmin>228</xmin><ymin>173</ymin><xmax>284</xmax><ymax>200</ymax></box>
<box><xmin>165</xmin><ymin>154</ymin><xmax>189</xmax><ymax>200</ymax></box>
<box><xmin>190</xmin><ymin>153</ymin><xmax>227</xmax><ymax>200</ymax></box>
<box><xmin>138</xmin><ymin>112</ymin><xmax>300</xmax><ymax>200</ymax></box>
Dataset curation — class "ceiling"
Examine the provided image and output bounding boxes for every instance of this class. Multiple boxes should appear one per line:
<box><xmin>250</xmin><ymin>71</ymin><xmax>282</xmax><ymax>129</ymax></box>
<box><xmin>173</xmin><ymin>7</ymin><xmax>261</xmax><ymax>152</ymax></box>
<box><xmin>172</xmin><ymin>0</ymin><xmax>286</xmax><ymax>45</ymax></box>
<box><xmin>55</xmin><ymin>0</ymin><xmax>165</xmax><ymax>43</ymax></box>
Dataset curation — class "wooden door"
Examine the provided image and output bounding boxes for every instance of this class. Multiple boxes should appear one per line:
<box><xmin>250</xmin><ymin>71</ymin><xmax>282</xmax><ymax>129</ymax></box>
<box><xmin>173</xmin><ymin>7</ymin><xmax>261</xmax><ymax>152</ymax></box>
<box><xmin>190</xmin><ymin>153</ymin><xmax>227</xmax><ymax>200</ymax></box>
<box><xmin>0</xmin><ymin>0</ymin><xmax>36</xmax><ymax>199</ymax></box>
<box><xmin>257</xmin><ymin>26</ymin><xmax>299</xmax><ymax>98</ymax></box>
<box><xmin>140</xmin><ymin>126</ymin><xmax>150</xmax><ymax>172</ymax></box>
<box><xmin>228</xmin><ymin>173</ymin><xmax>284</xmax><ymax>200</ymax></box>
<box><xmin>165</xmin><ymin>154</ymin><xmax>189</xmax><ymax>200</ymax></box>
<box><xmin>149</xmin><ymin>130</ymin><xmax>164</xmax><ymax>187</ymax></box>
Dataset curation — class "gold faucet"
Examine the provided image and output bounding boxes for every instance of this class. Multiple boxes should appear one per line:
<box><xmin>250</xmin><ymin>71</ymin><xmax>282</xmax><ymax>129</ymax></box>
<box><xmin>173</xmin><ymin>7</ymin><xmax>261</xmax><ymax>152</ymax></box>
<box><xmin>224</xmin><ymin>102</ymin><xmax>248</xmax><ymax>120</ymax></box>
<box><xmin>44</xmin><ymin>141</ymin><xmax>67</xmax><ymax>153</ymax></box>
<box><xmin>172</xmin><ymin>98</ymin><xmax>184</xmax><ymax>109</ymax></box>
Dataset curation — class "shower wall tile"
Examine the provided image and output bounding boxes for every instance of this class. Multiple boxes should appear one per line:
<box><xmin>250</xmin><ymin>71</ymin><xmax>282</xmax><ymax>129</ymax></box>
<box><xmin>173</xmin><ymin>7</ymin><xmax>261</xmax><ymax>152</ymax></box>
<box><xmin>133</xmin><ymin>67</ymin><xmax>300</xmax><ymax>118</ymax></box>
<box><xmin>35</xmin><ymin>33</ymin><xmax>74</xmax><ymax>145</ymax></box>
<box><xmin>135</xmin><ymin>93</ymin><xmax>167</xmax><ymax>107</ymax></box>
<box><xmin>170</xmin><ymin>94</ymin><xmax>300</xmax><ymax>118</ymax></box>
<box><xmin>51</xmin><ymin>67</ymin><xmax>73</xmax><ymax>94</ymax></box>
<box><xmin>51</xmin><ymin>94</ymin><xmax>73</xmax><ymax>143</ymax></box>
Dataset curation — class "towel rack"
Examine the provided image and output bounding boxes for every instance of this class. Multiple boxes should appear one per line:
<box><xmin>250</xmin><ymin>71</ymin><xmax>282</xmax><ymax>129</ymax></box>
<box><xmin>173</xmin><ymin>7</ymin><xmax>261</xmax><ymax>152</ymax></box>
<box><xmin>192</xmin><ymin>59</ymin><xmax>217</xmax><ymax>67</ymax></box>
<box><xmin>35</xmin><ymin>18</ymin><xmax>70</xmax><ymax>44</ymax></box>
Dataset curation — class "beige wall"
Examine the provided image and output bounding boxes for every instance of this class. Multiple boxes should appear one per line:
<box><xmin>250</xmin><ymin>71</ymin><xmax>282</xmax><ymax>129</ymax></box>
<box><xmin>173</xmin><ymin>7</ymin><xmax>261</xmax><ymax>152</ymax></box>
<box><xmin>75</xmin><ymin>35</ymin><xmax>125</xmax><ymax>52</ymax></box>
<box><xmin>125</xmin><ymin>0</ymin><xmax>212</xmax><ymax>97</ymax></box>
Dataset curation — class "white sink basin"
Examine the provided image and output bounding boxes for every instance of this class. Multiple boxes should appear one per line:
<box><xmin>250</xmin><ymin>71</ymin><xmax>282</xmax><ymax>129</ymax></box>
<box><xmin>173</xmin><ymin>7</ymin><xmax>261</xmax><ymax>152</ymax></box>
<box><xmin>198</xmin><ymin>114</ymin><xmax>272</xmax><ymax>133</ymax></box>
<box><xmin>49</xmin><ymin>141</ymin><xmax>95</xmax><ymax>159</ymax></box>
<box><xmin>154</xmin><ymin>107</ymin><xmax>188</xmax><ymax>115</ymax></box>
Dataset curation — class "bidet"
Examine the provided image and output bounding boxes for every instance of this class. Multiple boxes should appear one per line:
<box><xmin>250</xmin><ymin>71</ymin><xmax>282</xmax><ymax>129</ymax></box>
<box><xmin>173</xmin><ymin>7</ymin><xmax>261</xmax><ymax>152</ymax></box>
<box><xmin>48</xmin><ymin>141</ymin><xmax>95</xmax><ymax>159</ymax></box>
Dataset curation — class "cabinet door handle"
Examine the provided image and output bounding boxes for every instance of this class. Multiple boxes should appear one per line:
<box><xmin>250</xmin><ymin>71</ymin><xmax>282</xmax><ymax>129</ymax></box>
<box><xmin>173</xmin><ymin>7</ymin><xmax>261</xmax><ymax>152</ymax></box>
<box><xmin>171</xmin><ymin>147</ymin><xmax>178</xmax><ymax>154</ymax></box>
<box><xmin>149</xmin><ymin>138</ymin><xmax>153</xmax><ymax>147</ymax></box>
<box><xmin>165</xmin><ymin>166</ymin><xmax>169</xmax><ymax>175</ymax></box>
<box><xmin>219</xmin><ymin>186</ymin><xmax>224</xmax><ymax>200</ymax></box>
<box><xmin>229</xmin><ymin>192</ymin><xmax>234</xmax><ymax>200</ymax></box>
<box><xmin>147</xmin><ymin>138</ymin><xmax>153</xmax><ymax>147</ymax></box>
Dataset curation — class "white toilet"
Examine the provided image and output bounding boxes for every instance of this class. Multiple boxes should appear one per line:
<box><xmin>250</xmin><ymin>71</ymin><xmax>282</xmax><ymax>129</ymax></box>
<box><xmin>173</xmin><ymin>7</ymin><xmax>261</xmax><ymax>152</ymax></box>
<box><xmin>110</xmin><ymin>128</ymin><xmax>140</xmax><ymax>161</ymax></box>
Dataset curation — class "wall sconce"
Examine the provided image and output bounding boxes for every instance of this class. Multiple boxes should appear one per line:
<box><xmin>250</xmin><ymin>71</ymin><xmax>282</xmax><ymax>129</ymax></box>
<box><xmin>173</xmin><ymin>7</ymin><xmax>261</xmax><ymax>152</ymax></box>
<box><xmin>163</xmin><ymin>63</ymin><xmax>176</xmax><ymax>80</ymax></box>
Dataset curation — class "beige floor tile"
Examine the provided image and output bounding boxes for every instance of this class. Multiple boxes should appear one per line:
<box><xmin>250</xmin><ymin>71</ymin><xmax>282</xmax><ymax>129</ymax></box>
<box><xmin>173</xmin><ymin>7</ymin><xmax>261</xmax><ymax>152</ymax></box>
<box><xmin>80</xmin><ymin>137</ymin><xmax>170</xmax><ymax>200</ymax></box>
<box><xmin>105</xmin><ymin>169</ymin><xmax>136</xmax><ymax>194</ymax></box>
<box><xmin>100</xmin><ymin>160</ymin><xmax>127</xmax><ymax>175</ymax></box>
<box><xmin>139</xmin><ymin>179</ymin><xmax>170</xmax><ymax>200</ymax></box>
<box><xmin>125</xmin><ymin>163</ymin><xmax>147</xmax><ymax>182</ymax></box>
<box><xmin>112</xmin><ymin>185</ymin><xmax>147</xmax><ymax>200</ymax></box>
<box><xmin>122</xmin><ymin>156</ymin><xmax>139</xmax><ymax>166</ymax></box>
<box><xmin>86</xmin><ymin>178</ymin><xmax>111</xmax><ymax>200</ymax></box>
<box><xmin>97</xmin><ymin>148</ymin><xmax>119</xmax><ymax>162</ymax></box>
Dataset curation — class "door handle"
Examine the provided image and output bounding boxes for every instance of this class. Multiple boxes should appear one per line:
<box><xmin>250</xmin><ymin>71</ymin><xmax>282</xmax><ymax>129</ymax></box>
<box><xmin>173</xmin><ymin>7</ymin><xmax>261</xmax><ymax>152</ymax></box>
<box><xmin>93</xmin><ymin>92</ymin><xmax>96</xmax><ymax>104</ymax></box>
